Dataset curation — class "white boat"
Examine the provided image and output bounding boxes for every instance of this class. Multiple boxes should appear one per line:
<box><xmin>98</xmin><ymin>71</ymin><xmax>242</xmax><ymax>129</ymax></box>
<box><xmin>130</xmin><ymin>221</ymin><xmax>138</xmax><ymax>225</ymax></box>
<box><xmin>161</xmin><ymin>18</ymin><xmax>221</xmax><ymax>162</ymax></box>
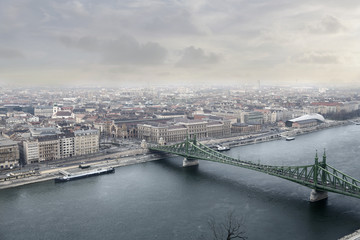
<box><xmin>216</xmin><ymin>145</ymin><xmax>230</xmax><ymax>151</ymax></box>
<box><xmin>55</xmin><ymin>167</ymin><xmax>115</xmax><ymax>183</ymax></box>
<box><xmin>286</xmin><ymin>137</ymin><xmax>295</xmax><ymax>141</ymax></box>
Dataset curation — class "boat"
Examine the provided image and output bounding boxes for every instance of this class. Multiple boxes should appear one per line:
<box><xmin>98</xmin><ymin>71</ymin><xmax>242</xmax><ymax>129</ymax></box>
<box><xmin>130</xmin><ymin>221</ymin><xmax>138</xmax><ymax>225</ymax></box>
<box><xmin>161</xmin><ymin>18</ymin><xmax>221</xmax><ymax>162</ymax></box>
<box><xmin>55</xmin><ymin>167</ymin><xmax>115</xmax><ymax>183</ymax></box>
<box><xmin>79</xmin><ymin>164</ymin><xmax>90</xmax><ymax>169</ymax></box>
<box><xmin>216</xmin><ymin>145</ymin><xmax>230</xmax><ymax>151</ymax></box>
<box><xmin>286</xmin><ymin>137</ymin><xmax>295</xmax><ymax>141</ymax></box>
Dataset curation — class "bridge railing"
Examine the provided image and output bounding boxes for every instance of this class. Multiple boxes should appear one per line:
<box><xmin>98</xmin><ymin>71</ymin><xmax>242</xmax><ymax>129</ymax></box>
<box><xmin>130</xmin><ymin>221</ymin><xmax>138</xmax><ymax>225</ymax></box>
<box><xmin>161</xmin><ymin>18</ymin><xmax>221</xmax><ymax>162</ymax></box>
<box><xmin>317</xmin><ymin>165</ymin><xmax>360</xmax><ymax>194</ymax></box>
<box><xmin>148</xmin><ymin>139</ymin><xmax>360</xmax><ymax>199</ymax></box>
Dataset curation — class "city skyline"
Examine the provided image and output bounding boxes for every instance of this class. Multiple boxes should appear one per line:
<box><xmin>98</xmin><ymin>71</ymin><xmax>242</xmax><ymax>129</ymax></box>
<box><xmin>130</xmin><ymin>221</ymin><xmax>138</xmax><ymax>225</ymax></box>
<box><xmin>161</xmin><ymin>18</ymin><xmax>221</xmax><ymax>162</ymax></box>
<box><xmin>1</xmin><ymin>0</ymin><xmax>360</xmax><ymax>87</ymax></box>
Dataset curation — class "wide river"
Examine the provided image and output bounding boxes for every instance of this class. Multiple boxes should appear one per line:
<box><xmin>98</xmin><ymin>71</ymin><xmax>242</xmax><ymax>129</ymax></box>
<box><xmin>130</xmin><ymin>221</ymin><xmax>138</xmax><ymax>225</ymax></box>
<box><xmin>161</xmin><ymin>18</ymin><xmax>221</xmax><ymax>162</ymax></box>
<box><xmin>1</xmin><ymin>125</ymin><xmax>360</xmax><ymax>240</ymax></box>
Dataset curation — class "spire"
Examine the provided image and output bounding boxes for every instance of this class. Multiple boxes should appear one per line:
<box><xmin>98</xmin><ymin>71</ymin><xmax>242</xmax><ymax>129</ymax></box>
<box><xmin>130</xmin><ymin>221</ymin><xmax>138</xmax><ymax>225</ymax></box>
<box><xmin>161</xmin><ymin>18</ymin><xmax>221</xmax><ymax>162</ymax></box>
<box><xmin>322</xmin><ymin>148</ymin><xmax>326</xmax><ymax>165</ymax></box>
<box><xmin>314</xmin><ymin>150</ymin><xmax>319</xmax><ymax>185</ymax></box>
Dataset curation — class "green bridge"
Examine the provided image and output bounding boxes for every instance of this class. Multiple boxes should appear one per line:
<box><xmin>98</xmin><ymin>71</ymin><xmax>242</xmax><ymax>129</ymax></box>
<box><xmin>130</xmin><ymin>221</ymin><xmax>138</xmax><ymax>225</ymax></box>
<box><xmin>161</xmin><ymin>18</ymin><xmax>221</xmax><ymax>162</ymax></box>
<box><xmin>148</xmin><ymin>136</ymin><xmax>360</xmax><ymax>202</ymax></box>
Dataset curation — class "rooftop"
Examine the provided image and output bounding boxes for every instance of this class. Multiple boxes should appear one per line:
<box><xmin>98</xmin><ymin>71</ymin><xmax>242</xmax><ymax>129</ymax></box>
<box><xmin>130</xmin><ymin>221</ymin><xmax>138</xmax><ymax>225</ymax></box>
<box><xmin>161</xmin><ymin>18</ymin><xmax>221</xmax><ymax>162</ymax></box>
<box><xmin>288</xmin><ymin>114</ymin><xmax>325</xmax><ymax>123</ymax></box>
<box><xmin>0</xmin><ymin>137</ymin><xmax>17</xmax><ymax>147</ymax></box>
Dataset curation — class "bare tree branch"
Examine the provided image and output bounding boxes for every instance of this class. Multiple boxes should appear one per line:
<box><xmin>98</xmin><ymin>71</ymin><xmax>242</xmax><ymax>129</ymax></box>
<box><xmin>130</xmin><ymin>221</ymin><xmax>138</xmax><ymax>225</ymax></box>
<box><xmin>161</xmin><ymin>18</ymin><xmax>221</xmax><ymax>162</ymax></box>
<box><xmin>206</xmin><ymin>210</ymin><xmax>247</xmax><ymax>240</ymax></box>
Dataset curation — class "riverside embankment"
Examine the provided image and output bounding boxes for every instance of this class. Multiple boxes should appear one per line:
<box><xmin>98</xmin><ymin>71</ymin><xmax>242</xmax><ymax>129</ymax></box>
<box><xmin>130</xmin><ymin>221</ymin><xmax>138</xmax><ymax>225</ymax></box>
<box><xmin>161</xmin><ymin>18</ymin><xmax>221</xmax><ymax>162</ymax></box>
<box><xmin>0</xmin><ymin>148</ymin><xmax>161</xmax><ymax>190</ymax></box>
<box><xmin>201</xmin><ymin>119</ymin><xmax>350</xmax><ymax>148</ymax></box>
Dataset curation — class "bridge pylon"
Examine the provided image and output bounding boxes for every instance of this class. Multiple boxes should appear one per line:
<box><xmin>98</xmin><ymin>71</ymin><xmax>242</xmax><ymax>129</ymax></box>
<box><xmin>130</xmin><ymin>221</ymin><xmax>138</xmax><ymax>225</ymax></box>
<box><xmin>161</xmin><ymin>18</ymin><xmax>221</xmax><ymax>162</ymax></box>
<box><xmin>310</xmin><ymin>150</ymin><xmax>328</xmax><ymax>202</ymax></box>
<box><xmin>310</xmin><ymin>189</ymin><xmax>328</xmax><ymax>202</ymax></box>
<box><xmin>183</xmin><ymin>158</ymin><xmax>199</xmax><ymax>167</ymax></box>
<box><xmin>182</xmin><ymin>135</ymin><xmax>199</xmax><ymax>167</ymax></box>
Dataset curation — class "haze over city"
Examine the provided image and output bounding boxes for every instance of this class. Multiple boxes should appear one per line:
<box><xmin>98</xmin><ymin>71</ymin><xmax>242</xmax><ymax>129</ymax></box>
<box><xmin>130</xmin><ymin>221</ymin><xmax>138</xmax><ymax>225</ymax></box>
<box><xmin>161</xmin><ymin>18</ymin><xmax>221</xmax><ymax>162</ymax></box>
<box><xmin>1</xmin><ymin>0</ymin><xmax>360</xmax><ymax>87</ymax></box>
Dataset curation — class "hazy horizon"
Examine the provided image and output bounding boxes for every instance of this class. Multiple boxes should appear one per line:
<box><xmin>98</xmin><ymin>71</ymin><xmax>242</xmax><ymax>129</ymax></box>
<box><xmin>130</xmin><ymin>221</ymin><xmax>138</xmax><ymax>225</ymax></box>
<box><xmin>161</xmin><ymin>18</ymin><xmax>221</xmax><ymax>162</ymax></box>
<box><xmin>1</xmin><ymin>0</ymin><xmax>360</xmax><ymax>88</ymax></box>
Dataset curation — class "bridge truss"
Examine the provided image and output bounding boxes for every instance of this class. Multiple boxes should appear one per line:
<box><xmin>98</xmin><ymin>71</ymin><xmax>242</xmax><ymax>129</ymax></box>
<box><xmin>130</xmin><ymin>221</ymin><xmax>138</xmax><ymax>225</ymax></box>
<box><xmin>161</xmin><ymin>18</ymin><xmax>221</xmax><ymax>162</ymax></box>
<box><xmin>149</xmin><ymin>136</ymin><xmax>360</xmax><ymax>200</ymax></box>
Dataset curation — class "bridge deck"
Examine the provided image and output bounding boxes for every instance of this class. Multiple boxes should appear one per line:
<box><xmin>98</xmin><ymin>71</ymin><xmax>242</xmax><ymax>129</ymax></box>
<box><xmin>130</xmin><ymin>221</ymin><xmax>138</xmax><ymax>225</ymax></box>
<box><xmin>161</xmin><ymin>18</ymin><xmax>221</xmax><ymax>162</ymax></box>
<box><xmin>149</xmin><ymin>138</ymin><xmax>360</xmax><ymax>200</ymax></box>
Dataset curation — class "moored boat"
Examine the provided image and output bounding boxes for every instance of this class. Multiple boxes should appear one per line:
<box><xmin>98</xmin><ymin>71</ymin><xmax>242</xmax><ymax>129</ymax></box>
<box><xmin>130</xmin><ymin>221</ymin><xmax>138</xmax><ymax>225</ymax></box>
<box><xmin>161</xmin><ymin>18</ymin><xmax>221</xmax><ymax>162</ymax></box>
<box><xmin>55</xmin><ymin>167</ymin><xmax>115</xmax><ymax>183</ymax></box>
<box><xmin>79</xmin><ymin>164</ymin><xmax>90</xmax><ymax>169</ymax></box>
<box><xmin>216</xmin><ymin>145</ymin><xmax>230</xmax><ymax>151</ymax></box>
<box><xmin>286</xmin><ymin>137</ymin><xmax>295</xmax><ymax>141</ymax></box>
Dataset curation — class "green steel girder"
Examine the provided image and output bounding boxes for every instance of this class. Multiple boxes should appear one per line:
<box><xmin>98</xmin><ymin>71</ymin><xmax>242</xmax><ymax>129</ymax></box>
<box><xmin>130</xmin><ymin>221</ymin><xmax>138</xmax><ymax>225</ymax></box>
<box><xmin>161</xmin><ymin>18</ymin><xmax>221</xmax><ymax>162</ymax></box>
<box><xmin>148</xmin><ymin>138</ymin><xmax>360</xmax><ymax>200</ymax></box>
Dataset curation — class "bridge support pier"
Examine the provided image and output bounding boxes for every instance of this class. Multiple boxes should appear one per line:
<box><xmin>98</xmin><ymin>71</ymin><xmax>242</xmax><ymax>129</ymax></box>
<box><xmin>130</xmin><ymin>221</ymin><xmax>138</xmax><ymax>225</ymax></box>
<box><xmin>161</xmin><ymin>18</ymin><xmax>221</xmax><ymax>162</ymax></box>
<box><xmin>183</xmin><ymin>158</ymin><xmax>199</xmax><ymax>167</ymax></box>
<box><xmin>309</xmin><ymin>189</ymin><xmax>328</xmax><ymax>202</ymax></box>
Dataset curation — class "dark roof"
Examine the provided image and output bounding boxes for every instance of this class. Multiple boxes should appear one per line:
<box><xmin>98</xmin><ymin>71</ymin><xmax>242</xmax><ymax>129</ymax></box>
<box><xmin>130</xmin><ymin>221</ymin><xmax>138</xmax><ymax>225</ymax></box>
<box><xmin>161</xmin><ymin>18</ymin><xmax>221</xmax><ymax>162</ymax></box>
<box><xmin>37</xmin><ymin>135</ymin><xmax>58</xmax><ymax>142</ymax></box>
<box><xmin>232</xmin><ymin>123</ymin><xmax>249</xmax><ymax>127</ymax></box>
<box><xmin>58</xmin><ymin>132</ymin><xmax>75</xmax><ymax>138</ymax></box>
<box><xmin>56</xmin><ymin>111</ymin><xmax>72</xmax><ymax>116</ymax></box>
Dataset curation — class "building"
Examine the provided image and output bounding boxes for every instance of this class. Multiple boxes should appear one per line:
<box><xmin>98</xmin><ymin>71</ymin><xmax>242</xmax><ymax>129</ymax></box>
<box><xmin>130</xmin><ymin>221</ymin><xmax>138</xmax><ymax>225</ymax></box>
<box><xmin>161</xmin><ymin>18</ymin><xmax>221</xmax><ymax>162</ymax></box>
<box><xmin>22</xmin><ymin>130</ymin><xmax>99</xmax><ymax>164</ymax></box>
<box><xmin>155</xmin><ymin>112</ymin><xmax>186</xmax><ymax>119</ymax></box>
<box><xmin>243</xmin><ymin>111</ymin><xmax>264</xmax><ymax>125</ymax></box>
<box><xmin>285</xmin><ymin>114</ymin><xmax>325</xmax><ymax>128</ymax></box>
<box><xmin>176</xmin><ymin>119</ymin><xmax>207</xmax><ymax>140</ymax></box>
<box><xmin>207</xmin><ymin>120</ymin><xmax>231</xmax><ymax>138</ymax></box>
<box><xmin>34</xmin><ymin>106</ymin><xmax>53</xmax><ymax>117</ymax></box>
<box><xmin>30</xmin><ymin>127</ymin><xmax>61</xmax><ymax>137</ymax></box>
<box><xmin>167</xmin><ymin>125</ymin><xmax>188</xmax><ymax>142</ymax></box>
<box><xmin>74</xmin><ymin>129</ymin><xmax>99</xmax><ymax>156</ymax></box>
<box><xmin>231</xmin><ymin>123</ymin><xmax>261</xmax><ymax>134</ymax></box>
<box><xmin>58</xmin><ymin>133</ymin><xmax>75</xmax><ymax>158</ymax></box>
<box><xmin>137</xmin><ymin>123</ymin><xmax>169</xmax><ymax>143</ymax></box>
<box><xmin>109</xmin><ymin>123</ymin><xmax>138</xmax><ymax>139</ymax></box>
<box><xmin>0</xmin><ymin>138</ymin><xmax>20</xmax><ymax>169</ymax></box>
<box><xmin>23</xmin><ymin>139</ymin><xmax>39</xmax><ymax>164</ymax></box>
<box><xmin>137</xmin><ymin>118</ymin><xmax>231</xmax><ymax>143</ymax></box>
<box><xmin>309</xmin><ymin>102</ymin><xmax>341</xmax><ymax>115</ymax></box>
<box><xmin>38</xmin><ymin>135</ymin><xmax>60</xmax><ymax>162</ymax></box>
<box><xmin>52</xmin><ymin>111</ymin><xmax>74</xmax><ymax>119</ymax></box>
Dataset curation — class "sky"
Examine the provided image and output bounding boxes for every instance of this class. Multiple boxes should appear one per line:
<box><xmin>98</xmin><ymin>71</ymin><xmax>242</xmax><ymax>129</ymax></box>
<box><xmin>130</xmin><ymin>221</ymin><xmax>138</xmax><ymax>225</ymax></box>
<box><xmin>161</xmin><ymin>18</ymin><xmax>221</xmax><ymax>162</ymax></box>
<box><xmin>0</xmin><ymin>0</ymin><xmax>360</xmax><ymax>88</ymax></box>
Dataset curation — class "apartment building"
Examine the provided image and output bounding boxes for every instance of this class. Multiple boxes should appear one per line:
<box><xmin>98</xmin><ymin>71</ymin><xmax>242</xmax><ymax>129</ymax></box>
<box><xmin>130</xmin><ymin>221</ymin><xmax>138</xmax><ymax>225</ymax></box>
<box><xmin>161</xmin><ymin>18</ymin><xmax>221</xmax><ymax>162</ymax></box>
<box><xmin>23</xmin><ymin>139</ymin><xmax>40</xmax><ymax>164</ymax></box>
<box><xmin>0</xmin><ymin>138</ymin><xmax>20</xmax><ymax>169</ymax></box>
<box><xmin>74</xmin><ymin>129</ymin><xmax>99</xmax><ymax>156</ymax></box>
<box><xmin>38</xmin><ymin>135</ymin><xmax>60</xmax><ymax>162</ymax></box>
<box><xmin>34</xmin><ymin>106</ymin><xmax>53</xmax><ymax>117</ymax></box>
<box><xmin>22</xmin><ymin>130</ymin><xmax>99</xmax><ymax>164</ymax></box>
<box><xmin>59</xmin><ymin>133</ymin><xmax>75</xmax><ymax>158</ymax></box>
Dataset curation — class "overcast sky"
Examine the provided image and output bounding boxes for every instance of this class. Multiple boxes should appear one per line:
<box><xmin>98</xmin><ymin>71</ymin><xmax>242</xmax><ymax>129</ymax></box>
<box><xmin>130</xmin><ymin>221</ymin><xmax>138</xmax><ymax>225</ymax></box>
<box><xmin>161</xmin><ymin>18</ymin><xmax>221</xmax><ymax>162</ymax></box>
<box><xmin>0</xmin><ymin>0</ymin><xmax>360</xmax><ymax>87</ymax></box>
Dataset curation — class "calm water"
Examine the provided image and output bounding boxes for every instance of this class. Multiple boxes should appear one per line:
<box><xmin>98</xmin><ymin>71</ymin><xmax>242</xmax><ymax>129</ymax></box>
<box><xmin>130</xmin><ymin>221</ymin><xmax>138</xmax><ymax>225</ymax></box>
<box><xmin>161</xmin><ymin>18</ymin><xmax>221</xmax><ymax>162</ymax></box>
<box><xmin>1</xmin><ymin>125</ymin><xmax>360</xmax><ymax>240</ymax></box>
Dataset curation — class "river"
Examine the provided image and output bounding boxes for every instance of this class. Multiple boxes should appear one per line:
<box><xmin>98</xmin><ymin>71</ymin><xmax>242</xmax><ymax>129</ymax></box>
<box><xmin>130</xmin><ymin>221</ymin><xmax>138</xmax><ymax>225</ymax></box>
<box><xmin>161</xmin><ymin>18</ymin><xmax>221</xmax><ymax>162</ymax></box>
<box><xmin>1</xmin><ymin>125</ymin><xmax>360</xmax><ymax>240</ymax></box>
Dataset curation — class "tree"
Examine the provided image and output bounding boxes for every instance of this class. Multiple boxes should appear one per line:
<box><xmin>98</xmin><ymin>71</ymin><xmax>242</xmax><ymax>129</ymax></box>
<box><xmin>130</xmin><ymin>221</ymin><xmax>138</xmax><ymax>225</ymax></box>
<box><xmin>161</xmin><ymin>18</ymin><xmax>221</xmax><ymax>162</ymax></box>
<box><xmin>207</xmin><ymin>211</ymin><xmax>247</xmax><ymax>240</ymax></box>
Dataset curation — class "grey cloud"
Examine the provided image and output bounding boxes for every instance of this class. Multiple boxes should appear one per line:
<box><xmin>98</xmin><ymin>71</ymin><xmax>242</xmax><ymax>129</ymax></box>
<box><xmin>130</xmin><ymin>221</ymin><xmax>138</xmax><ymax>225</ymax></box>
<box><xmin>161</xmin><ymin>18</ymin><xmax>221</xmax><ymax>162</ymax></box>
<box><xmin>292</xmin><ymin>52</ymin><xmax>338</xmax><ymax>64</ymax></box>
<box><xmin>59</xmin><ymin>35</ymin><xmax>168</xmax><ymax>66</ymax></box>
<box><xmin>59</xmin><ymin>36</ymin><xmax>99</xmax><ymax>51</ymax></box>
<box><xmin>176</xmin><ymin>46</ymin><xmax>220</xmax><ymax>68</ymax></box>
<box><xmin>101</xmin><ymin>36</ymin><xmax>167</xmax><ymax>65</ymax></box>
<box><xmin>307</xmin><ymin>15</ymin><xmax>346</xmax><ymax>34</ymax></box>
<box><xmin>144</xmin><ymin>8</ymin><xmax>201</xmax><ymax>36</ymax></box>
<box><xmin>0</xmin><ymin>48</ymin><xmax>24</xmax><ymax>59</ymax></box>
